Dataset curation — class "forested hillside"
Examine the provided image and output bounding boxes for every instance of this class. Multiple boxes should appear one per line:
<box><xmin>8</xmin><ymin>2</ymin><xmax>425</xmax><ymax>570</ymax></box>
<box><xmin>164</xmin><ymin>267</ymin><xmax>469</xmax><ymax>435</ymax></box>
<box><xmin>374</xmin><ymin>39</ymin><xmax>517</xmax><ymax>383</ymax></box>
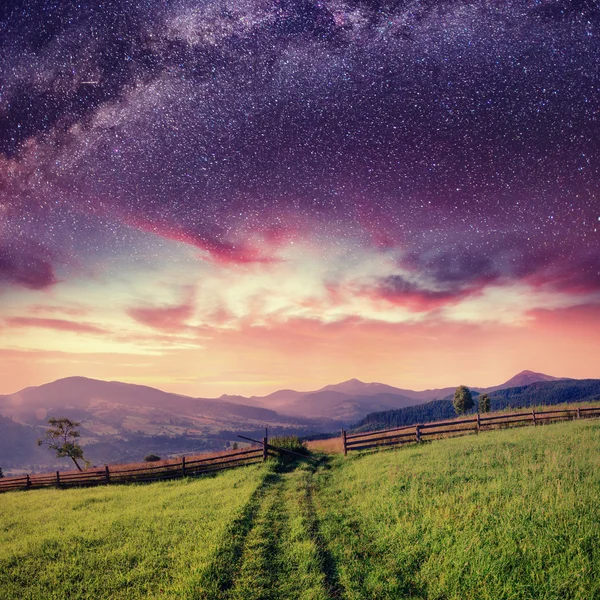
<box><xmin>355</xmin><ymin>379</ymin><xmax>600</xmax><ymax>431</ymax></box>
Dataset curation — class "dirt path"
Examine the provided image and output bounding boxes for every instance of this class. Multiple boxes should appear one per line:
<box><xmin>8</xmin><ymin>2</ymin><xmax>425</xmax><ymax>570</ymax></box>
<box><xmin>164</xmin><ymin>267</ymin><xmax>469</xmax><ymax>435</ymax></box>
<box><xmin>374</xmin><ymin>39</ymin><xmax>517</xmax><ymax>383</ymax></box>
<box><xmin>195</xmin><ymin>459</ymin><xmax>343</xmax><ymax>600</ymax></box>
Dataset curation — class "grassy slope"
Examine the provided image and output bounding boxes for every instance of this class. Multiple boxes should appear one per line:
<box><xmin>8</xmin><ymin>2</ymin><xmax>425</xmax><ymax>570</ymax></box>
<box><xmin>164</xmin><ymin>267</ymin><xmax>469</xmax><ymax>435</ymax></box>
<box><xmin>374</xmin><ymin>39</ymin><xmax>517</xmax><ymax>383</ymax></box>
<box><xmin>0</xmin><ymin>460</ymin><xmax>335</xmax><ymax>600</ymax></box>
<box><xmin>0</xmin><ymin>465</ymin><xmax>268</xmax><ymax>599</ymax></box>
<box><xmin>313</xmin><ymin>419</ymin><xmax>600</xmax><ymax>600</ymax></box>
<box><xmin>3</xmin><ymin>420</ymin><xmax>600</xmax><ymax>600</ymax></box>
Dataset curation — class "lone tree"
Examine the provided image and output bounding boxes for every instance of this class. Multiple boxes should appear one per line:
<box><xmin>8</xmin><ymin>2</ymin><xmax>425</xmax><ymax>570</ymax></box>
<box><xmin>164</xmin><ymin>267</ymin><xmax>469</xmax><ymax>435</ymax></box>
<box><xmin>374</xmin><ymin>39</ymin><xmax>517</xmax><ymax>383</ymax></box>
<box><xmin>0</xmin><ymin>467</ymin><xmax>3</xmax><ymax>478</ymax></box>
<box><xmin>453</xmin><ymin>385</ymin><xmax>474</xmax><ymax>415</ymax></box>
<box><xmin>37</xmin><ymin>417</ymin><xmax>88</xmax><ymax>472</ymax></box>
<box><xmin>479</xmin><ymin>393</ymin><xmax>491</xmax><ymax>414</ymax></box>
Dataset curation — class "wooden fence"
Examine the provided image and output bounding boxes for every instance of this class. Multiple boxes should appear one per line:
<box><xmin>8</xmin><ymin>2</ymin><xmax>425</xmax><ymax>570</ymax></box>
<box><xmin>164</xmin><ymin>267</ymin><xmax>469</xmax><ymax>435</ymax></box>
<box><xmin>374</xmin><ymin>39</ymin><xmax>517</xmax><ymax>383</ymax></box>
<box><xmin>341</xmin><ymin>405</ymin><xmax>600</xmax><ymax>455</ymax></box>
<box><xmin>0</xmin><ymin>441</ymin><xmax>270</xmax><ymax>494</ymax></box>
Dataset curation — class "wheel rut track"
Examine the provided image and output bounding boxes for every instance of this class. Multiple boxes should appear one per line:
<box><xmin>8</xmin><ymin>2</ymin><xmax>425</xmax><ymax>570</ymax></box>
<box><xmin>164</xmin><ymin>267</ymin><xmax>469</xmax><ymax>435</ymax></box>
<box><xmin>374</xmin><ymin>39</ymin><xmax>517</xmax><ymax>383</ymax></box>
<box><xmin>228</xmin><ymin>466</ymin><xmax>289</xmax><ymax>600</ymax></box>
<box><xmin>194</xmin><ymin>459</ymin><xmax>346</xmax><ymax>600</ymax></box>
<box><xmin>193</xmin><ymin>469</ymin><xmax>281</xmax><ymax>599</ymax></box>
<box><xmin>299</xmin><ymin>460</ymin><xmax>344</xmax><ymax>599</ymax></box>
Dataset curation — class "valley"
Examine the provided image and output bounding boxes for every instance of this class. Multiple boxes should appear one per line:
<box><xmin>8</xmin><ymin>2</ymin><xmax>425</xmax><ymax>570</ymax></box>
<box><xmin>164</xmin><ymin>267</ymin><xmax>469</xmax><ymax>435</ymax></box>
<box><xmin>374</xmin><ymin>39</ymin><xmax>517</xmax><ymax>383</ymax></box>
<box><xmin>0</xmin><ymin>370</ymin><xmax>584</xmax><ymax>474</ymax></box>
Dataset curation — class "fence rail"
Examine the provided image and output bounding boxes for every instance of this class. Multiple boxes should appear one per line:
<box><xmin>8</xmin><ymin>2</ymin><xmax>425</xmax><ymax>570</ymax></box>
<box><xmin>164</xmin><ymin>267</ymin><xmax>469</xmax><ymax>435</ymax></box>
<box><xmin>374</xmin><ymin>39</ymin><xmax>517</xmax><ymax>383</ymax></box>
<box><xmin>0</xmin><ymin>444</ymin><xmax>269</xmax><ymax>494</ymax></box>
<box><xmin>341</xmin><ymin>404</ymin><xmax>600</xmax><ymax>455</ymax></box>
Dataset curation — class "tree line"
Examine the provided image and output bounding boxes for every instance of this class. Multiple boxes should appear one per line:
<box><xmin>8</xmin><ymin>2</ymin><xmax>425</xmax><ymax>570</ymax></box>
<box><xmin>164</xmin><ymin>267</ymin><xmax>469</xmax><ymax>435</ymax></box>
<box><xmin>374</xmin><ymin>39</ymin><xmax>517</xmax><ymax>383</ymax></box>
<box><xmin>355</xmin><ymin>379</ymin><xmax>600</xmax><ymax>431</ymax></box>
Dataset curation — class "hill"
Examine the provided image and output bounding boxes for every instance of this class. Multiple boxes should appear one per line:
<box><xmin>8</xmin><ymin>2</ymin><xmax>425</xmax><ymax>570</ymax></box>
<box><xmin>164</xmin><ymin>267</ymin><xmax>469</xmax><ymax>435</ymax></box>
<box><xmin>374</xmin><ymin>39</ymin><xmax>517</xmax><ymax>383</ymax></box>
<box><xmin>485</xmin><ymin>368</ymin><xmax>563</xmax><ymax>390</ymax></box>
<box><xmin>0</xmin><ymin>370</ymin><xmax>572</xmax><ymax>471</ymax></box>
<box><xmin>0</xmin><ymin>377</ymin><xmax>334</xmax><ymax>473</ymax></box>
<box><xmin>2</xmin><ymin>419</ymin><xmax>600</xmax><ymax>599</ymax></box>
<box><xmin>222</xmin><ymin>380</ymin><xmax>428</xmax><ymax>418</ymax></box>
<box><xmin>222</xmin><ymin>370</ymin><xmax>564</xmax><ymax>420</ymax></box>
<box><xmin>355</xmin><ymin>378</ymin><xmax>600</xmax><ymax>430</ymax></box>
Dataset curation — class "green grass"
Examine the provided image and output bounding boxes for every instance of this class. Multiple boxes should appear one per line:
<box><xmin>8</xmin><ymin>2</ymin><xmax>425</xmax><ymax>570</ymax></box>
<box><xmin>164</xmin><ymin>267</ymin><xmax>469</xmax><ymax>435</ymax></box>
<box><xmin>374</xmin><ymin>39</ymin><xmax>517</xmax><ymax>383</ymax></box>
<box><xmin>313</xmin><ymin>419</ymin><xmax>600</xmax><ymax>600</ymax></box>
<box><xmin>0</xmin><ymin>465</ymin><xmax>268</xmax><ymax>599</ymax></box>
<box><xmin>3</xmin><ymin>420</ymin><xmax>600</xmax><ymax>599</ymax></box>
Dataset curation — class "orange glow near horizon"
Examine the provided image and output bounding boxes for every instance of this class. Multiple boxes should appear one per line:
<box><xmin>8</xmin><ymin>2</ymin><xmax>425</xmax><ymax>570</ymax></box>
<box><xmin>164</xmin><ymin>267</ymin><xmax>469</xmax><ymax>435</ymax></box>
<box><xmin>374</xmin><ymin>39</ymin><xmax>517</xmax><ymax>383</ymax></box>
<box><xmin>1</xmin><ymin>304</ymin><xmax>599</xmax><ymax>398</ymax></box>
<box><xmin>1</xmin><ymin>237</ymin><xmax>599</xmax><ymax>399</ymax></box>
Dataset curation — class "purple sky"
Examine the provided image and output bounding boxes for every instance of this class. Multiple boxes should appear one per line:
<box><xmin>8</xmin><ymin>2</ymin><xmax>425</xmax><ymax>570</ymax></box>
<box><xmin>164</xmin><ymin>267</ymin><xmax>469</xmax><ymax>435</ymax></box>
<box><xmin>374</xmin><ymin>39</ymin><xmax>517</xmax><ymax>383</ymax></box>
<box><xmin>0</xmin><ymin>0</ymin><xmax>599</xmax><ymax>396</ymax></box>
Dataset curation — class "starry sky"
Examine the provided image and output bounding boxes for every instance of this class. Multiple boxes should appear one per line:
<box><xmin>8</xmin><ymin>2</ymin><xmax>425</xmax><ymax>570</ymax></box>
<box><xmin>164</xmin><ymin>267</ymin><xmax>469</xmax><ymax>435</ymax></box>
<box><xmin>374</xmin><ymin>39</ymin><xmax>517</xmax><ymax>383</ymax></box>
<box><xmin>1</xmin><ymin>0</ymin><xmax>599</xmax><ymax>397</ymax></box>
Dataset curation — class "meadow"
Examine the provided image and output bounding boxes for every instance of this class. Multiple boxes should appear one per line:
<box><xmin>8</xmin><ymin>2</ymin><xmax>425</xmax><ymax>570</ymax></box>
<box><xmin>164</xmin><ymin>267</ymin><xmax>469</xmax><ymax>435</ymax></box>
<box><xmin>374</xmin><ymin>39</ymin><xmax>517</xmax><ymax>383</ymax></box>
<box><xmin>0</xmin><ymin>465</ymin><xmax>267</xmax><ymax>599</ymax></box>
<box><xmin>314</xmin><ymin>419</ymin><xmax>600</xmax><ymax>599</ymax></box>
<box><xmin>2</xmin><ymin>419</ymin><xmax>600</xmax><ymax>599</ymax></box>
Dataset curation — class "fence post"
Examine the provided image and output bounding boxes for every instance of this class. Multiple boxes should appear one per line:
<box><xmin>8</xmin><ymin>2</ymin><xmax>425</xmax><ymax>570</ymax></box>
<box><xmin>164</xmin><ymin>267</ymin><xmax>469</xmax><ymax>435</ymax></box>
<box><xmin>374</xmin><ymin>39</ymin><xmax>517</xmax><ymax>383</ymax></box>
<box><xmin>262</xmin><ymin>437</ymin><xmax>268</xmax><ymax>462</ymax></box>
<box><xmin>341</xmin><ymin>429</ymin><xmax>347</xmax><ymax>456</ymax></box>
<box><xmin>532</xmin><ymin>409</ymin><xmax>537</xmax><ymax>426</ymax></box>
<box><xmin>182</xmin><ymin>456</ymin><xmax>186</xmax><ymax>477</ymax></box>
<box><xmin>415</xmin><ymin>425</ymin><xmax>421</xmax><ymax>443</ymax></box>
<box><xmin>577</xmin><ymin>406</ymin><xmax>581</xmax><ymax>419</ymax></box>
<box><xmin>477</xmin><ymin>413</ymin><xmax>481</xmax><ymax>433</ymax></box>
<box><xmin>26</xmin><ymin>474</ymin><xmax>31</xmax><ymax>489</ymax></box>
<box><xmin>56</xmin><ymin>471</ymin><xmax>60</xmax><ymax>487</ymax></box>
<box><xmin>105</xmin><ymin>465</ymin><xmax>110</xmax><ymax>484</ymax></box>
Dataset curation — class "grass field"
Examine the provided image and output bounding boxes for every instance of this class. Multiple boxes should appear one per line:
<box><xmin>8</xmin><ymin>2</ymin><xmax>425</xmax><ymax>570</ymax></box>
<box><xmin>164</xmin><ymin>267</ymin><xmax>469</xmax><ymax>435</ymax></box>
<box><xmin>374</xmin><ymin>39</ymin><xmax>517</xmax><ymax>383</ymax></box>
<box><xmin>2</xmin><ymin>419</ymin><xmax>600</xmax><ymax>599</ymax></box>
<box><xmin>314</xmin><ymin>419</ymin><xmax>600</xmax><ymax>600</ymax></box>
<box><xmin>0</xmin><ymin>464</ymin><xmax>268</xmax><ymax>599</ymax></box>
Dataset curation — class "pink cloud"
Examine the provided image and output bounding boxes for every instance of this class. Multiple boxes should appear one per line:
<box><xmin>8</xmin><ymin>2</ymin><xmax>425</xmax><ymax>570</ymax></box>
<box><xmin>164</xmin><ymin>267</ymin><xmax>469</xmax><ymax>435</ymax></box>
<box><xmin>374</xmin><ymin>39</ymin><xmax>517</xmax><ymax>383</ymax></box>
<box><xmin>127</xmin><ymin>288</ymin><xmax>196</xmax><ymax>332</ymax></box>
<box><xmin>124</xmin><ymin>217</ymin><xmax>282</xmax><ymax>265</ymax></box>
<box><xmin>29</xmin><ymin>305</ymin><xmax>89</xmax><ymax>316</ymax></box>
<box><xmin>4</xmin><ymin>317</ymin><xmax>107</xmax><ymax>334</ymax></box>
<box><xmin>523</xmin><ymin>256</ymin><xmax>600</xmax><ymax>295</ymax></box>
<box><xmin>528</xmin><ymin>303</ymin><xmax>600</xmax><ymax>331</ymax></box>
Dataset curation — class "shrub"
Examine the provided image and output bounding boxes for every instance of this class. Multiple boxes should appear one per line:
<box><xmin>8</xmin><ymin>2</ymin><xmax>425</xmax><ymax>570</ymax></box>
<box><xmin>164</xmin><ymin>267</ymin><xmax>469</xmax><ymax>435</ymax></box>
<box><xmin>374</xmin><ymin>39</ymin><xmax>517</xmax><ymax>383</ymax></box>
<box><xmin>144</xmin><ymin>454</ymin><xmax>161</xmax><ymax>462</ymax></box>
<box><xmin>270</xmin><ymin>435</ymin><xmax>309</xmax><ymax>456</ymax></box>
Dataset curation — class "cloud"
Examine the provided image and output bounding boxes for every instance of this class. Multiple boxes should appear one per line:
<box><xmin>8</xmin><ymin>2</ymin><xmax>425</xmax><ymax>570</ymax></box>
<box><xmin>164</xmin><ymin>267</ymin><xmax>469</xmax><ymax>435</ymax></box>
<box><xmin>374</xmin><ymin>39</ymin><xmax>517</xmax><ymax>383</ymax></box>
<box><xmin>401</xmin><ymin>247</ymin><xmax>501</xmax><ymax>286</ymax></box>
<box><xmin>524</xmin><ymin>252</ymin><xmax>600</xmax><ymax>295</ymax></box>
<box><xmin>397</xmin><ymin>241</ymin><xmax>600</xmax><ymax>303</ymax></box>
<box><xmin>4</xmin><ymin>317</ymin><xmax>107</xmax><ymax>334</ymax></box>
<box><xmin>28</xmin><ymin>304</ymin><xmax>89</xmax><ymax>316</ymax></box>
<box><xmin>354</xmin><ymin>247</ymin><xmax>503</xmax><ymax>313</ymax></box>
<box><xmin>365</xmin><ymin>274</ymin><xmax>477</xmax><ymax>312</ymax></box>
<box><xmin>0</xmin><ymin>242</ymin><xmax>58</xmax><ymax>290</ymax></box>
<box><xmin>528</xmin><ymin>302</ymin><xmax>600</xmax><ymax>329</ymax></box>
<box><xmin>127</xmin><ymin>287</ymin><xmax>196</xmax><ymax>331</ymax></box>
<box><xmin>126</xmin><ymin>218</ymin><xmax>280</xmax><ymax>265</ymax></box>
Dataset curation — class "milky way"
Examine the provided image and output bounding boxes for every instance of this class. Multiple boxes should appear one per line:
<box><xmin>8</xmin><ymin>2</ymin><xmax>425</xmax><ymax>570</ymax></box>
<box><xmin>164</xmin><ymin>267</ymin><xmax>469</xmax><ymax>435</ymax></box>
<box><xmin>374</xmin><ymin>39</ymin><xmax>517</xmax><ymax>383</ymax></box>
<box><xmin>1</xmin><ymin>1</ymin><xmax>599</xmax><ymax>394</ymax></box>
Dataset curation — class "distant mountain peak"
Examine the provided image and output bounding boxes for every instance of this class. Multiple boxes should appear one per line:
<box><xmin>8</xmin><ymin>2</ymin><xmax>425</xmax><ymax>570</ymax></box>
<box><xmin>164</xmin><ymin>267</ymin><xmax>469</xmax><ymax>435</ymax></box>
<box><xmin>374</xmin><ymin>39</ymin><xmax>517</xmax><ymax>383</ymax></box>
<box><xmin>489</xmin><ymin>370</ymin><xmax>564</xmax><ymax>392</ymax></box>
<box><xmin>506</xmin><ymin>370</ymin><xmax>558</xmax><ymax>382</ymax></box>
<box><xmin>317</xmin><ymin>378</ymin><xmax>405</xmax><ymax>396</ymax></box>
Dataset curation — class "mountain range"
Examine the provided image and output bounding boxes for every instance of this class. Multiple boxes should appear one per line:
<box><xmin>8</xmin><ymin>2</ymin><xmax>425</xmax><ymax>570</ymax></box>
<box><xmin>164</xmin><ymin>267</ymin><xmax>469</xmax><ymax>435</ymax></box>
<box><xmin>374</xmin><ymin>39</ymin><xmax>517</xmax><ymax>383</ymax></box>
<box><xmin>0</xmin><ymin>370</ymin><xmax>566</xmax><ymax>473</ymax></box>
<box><xmin>220</xmin><ymin>369</ymin><xmax>563</xmax><ymax>419</ymax></box>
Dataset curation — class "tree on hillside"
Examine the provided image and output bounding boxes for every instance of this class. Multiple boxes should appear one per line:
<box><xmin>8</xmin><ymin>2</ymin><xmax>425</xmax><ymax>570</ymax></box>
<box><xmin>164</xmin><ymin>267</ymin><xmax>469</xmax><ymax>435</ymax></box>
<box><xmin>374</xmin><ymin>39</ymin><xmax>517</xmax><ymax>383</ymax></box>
<box><xmin>479</xmin><ymin>393</ymin><xmax>491</xmax><ymax>414</ymax></box>
<box><xmin>37</xmin><ymin>417</ymin><xmax>88</xmax><ymax>472</ymax></box>
<box><xmin>0</xmin><ymin>467</ymin><xmax>3</xmax><ymax>478</ymax></box>
<box><xmin>453</xmin><ymin>385</ymin><xmax>474</xmax><ymax>415</ymax></box>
